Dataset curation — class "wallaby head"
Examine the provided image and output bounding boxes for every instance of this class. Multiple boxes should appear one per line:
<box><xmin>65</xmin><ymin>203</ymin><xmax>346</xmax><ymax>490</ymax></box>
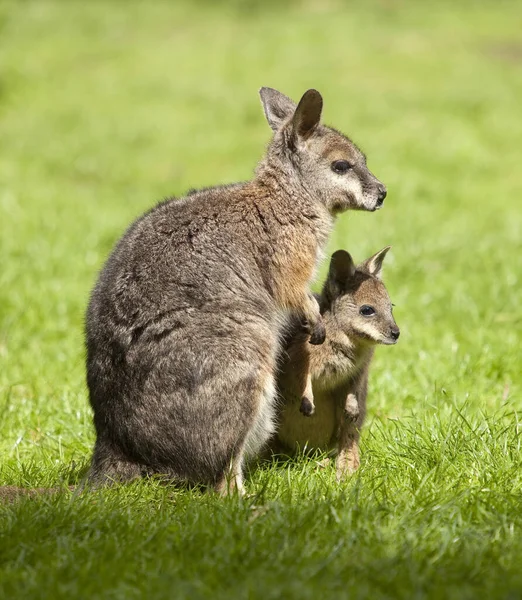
<box><xmin>258</xmin><ymin>87</ymin><xmax>387</xmax><ymax>214</ymax></box>
<box><xmin>321</xmin><ymin>247</ymin><xmax>400</xmax><ymax>345</ymax></box>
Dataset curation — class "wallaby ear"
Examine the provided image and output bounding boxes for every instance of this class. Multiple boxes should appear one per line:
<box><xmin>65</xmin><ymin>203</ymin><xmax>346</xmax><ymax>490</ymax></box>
<box><xmin>323</xmin><ymin>250</ymin><xmax>356</xmax><ymax>301</ymax></box>
<box><xmin>329</xmin><ymin>250</ymin><xmax>356</xmax><ymax>283</ymax></box>
<box><xmin>292</xmin><ymin>89</ymin><xmax>323</xmax><ymax>139</ymax></box>
<box><xmin>360</xmin><ymin>246</ymin><xmax>391</xmax><ymax>279</ymax></box>
<box><xmin>259</xmin><ymin>87</ymin><xmax>297</xmax><ymax>131</ymax></box>
<box><xmin>322</xmin><ymin>250</ymin><xmax>356</xmax><ymax>304</ymax></box>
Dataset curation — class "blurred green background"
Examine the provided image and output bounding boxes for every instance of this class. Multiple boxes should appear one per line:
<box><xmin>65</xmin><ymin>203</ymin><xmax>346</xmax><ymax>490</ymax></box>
<box><xmin>0</xmin><ymin>1</ymin><xmax>521</xmax><ymax>598</ymax></box>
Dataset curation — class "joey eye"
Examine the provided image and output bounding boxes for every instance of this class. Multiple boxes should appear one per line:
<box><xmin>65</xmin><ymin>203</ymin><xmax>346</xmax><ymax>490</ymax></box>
<box><xmin>360</xmin><ymin>305</ymin><xmax>375</xmax><ymax>317</ymax></box>
<box><xmin>331</xmin><ymin>160</ymin><xmax>352</xmax><ymax>174</ymax></box>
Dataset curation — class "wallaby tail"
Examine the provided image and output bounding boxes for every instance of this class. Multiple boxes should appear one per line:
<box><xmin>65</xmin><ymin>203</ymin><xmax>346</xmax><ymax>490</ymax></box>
<box><xmin>0</xmin><ymin>485</ymin><xmax>75</xmax><ymax>504</ymax></box>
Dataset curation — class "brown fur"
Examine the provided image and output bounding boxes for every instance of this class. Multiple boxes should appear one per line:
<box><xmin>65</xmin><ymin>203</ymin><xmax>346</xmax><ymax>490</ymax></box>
<box><xmin>273</xmin><ymin>247</ymin><xmax>400</xmax><ymax>479</ymax></box>
<box><xmin>1</xmin><ymin>88</ymin><xmax>387</xmax><ymax>501</ymax></box>
<box><xmin>84</xmin><ymin>87</ymin><xmax>387</xmax><ymax>494</ymax></box>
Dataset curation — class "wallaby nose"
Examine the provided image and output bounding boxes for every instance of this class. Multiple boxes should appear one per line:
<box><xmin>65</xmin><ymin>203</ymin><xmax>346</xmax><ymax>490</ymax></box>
<box><xmin>390</xmin><ymin>327</ymin><xmax>400</xmax><ymax>341</ymax></box>
<box><xmin>376</xmin><ymin>186</ymin><xmax>387</xmax><ymax>207</ymax></box>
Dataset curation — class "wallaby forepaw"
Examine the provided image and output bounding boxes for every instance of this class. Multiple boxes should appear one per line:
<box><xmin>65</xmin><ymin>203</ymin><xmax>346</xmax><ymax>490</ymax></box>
<box><xmin>299</xmin><ymin>397</ymin><xmax>315</xmax><ymax>417</ymax></box>
<box><xmin>344</xmin><ymin>394</ymin><xmax>359</xmax><ymax>421</ymax></box>
<box><xmin>308</xmin><ymin>319</ymin><xmax>326</xmax><ymax>345</ymax></box>
<box><xmin>343</xmin><ymin>407</ymin><xmax>360</xmax><ymax>421</ymax></box>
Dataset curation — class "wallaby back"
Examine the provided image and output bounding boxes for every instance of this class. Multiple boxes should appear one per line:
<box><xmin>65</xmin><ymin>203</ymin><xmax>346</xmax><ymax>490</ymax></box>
<box><xmin>86</xmin><ymin>88</ymin><xmax>387</xmax><ymax>493</ymax></box>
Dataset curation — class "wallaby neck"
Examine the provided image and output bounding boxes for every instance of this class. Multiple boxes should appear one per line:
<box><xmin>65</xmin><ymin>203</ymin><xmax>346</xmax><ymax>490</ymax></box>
<box><xmin>255</xmin><ymin>157</ymin><xmax>325</xmax><ymax>210</ymax></box>
<box><xmin>254</xmin><ymin>156</ymin><xmax>334</xmax><ymax>246</ymax></box>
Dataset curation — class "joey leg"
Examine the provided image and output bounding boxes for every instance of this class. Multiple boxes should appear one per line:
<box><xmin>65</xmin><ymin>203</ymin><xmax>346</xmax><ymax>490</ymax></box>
<box><xmin>336</xmin><ymin>393</ymin><xmax>361</xmax><ymax>480</ymax></box>
<box><xmin>299</xmin><ymin>372</ymin><xmax>315</xmax><ymax>417</ymax></box>
<box><xmin>344</xmin><ymin>392</ymin><xmax>359</xmax><ymax>421</ymax></box>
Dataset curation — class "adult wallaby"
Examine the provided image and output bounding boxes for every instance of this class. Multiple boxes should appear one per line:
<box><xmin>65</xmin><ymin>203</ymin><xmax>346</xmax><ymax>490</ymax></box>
<box><xmin>85</xmin><ymin>87</ymin><xmax>387</xmax><ymax>494</ymax></box>
<box><xmin>272</xmin><ymin>247</ymin><xmax>399</xmax><ymax>480</ymax></box>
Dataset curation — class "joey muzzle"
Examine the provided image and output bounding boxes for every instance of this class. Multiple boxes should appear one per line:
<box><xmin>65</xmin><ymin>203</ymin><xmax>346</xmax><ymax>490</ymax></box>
<box><xmin>388</xmin><ymin>326</ymin><xmax>400</xmax><ymax>343</ymax></box>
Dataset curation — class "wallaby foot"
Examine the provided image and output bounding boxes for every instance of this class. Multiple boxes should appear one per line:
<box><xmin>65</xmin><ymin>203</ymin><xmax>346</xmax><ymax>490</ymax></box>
<box><xmin>215</xmin><ymin>456</ymin><xmax>246</xmax><ymax>497</ymax></box>
<box><xmin>336</xmin><ymin>445</ymin><xmax>360</xmax><ymax>480</ymax></box>
<box><xmin>87</xmin><ymin>438</ymin><xmax>143</xmax><ymax>487</ymax></box>
<box><xmin>337</xmin><ymin>392</ymin><xmax>361</xmax><ymax>480</ymax></box>
<box><xmin>87</xmin><ymin>461</ymin><xmax>142</xmax><ymax>488</ymax></box>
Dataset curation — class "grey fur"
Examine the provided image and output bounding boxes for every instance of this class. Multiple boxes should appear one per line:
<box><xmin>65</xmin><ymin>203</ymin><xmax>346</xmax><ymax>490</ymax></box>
<box><xmin>85</xmin><ymin>88</ymin><xmax>386</xmax><ymax>493</ymax></box>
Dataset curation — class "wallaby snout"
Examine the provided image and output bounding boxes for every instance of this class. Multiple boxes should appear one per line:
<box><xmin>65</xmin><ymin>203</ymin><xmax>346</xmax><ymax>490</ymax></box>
<box><xmin>358</xmin><ymin>171</ymin><xmax>387</xmax><ymax>213</ymax></box>
<box><xmin>259</xmin><ymin>88</ymin><xmax>387</xmax><ymax>216</ymax></box>
<box><xmin>382</xmin><ymin>323</ymin><xmax>400</xmax><ymax>345</ymax></box>
<box><xmin>375</xmin><ymin>184</ymin><xmax>387</xmax><ymax>209</ymax></box>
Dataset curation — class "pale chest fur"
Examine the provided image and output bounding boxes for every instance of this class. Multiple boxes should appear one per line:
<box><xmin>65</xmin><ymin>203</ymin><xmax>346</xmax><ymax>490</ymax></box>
<box><xmin>276</xmin><ymin>333</ymin><xmax>373</xmax><ymax>453</ymax></box>
<box><xmin>276</xmin><ymin>384</ymin><xmax>343</xmax><ymax>451</ymax></box>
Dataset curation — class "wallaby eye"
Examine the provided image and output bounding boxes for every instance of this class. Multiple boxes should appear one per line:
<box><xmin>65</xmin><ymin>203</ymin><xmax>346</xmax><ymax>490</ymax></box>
<box><xmin>360</xmin><ymin>305</ymin><xmax>375</xmax><ymax>317</ymax></box>
<box><xmin>331</xmin><ymin>160</ymin><xmax>352</xmax><ymax>174</ymax></box>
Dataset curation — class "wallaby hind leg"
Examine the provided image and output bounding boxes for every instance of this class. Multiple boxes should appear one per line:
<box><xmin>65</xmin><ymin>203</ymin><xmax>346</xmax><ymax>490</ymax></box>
<box><xmin>336</xmin><ymin>393</ymin><xmax>361</xmax><ymax>480</ymax></box>
<box><xmin>216</xmin><ymin>371</ymin><xmax>278</xmax><ymax>495</ymax></box>
<box><xmin>215</xmin><ymin>454</ymin><xmax>246</xmax><ymax>497</ymax></box>
<box><xmin>87</xmin><ymin>436</ymin><xmax>142</xmax><ymax>487</ymax></box>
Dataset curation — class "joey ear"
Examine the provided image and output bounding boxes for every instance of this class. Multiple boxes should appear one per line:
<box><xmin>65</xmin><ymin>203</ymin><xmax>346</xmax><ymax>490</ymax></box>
<box><xmin>329</xmin><ymin>250</ymin><xmax>356</xmax><ymax>283</ymax></box>
<box><xmin>259</xmin><ymin>87</ymin><xmax>297</xmax><ymax>131</ymax></box>
<box><xmin>360</xmin><ymin>246</ymin><xmax>391</xmax><ymax>279</ymax></box>
<box><xmin>292</xmin><ymin>89</ymin><xmax>323</xmax><ymax>139</ymax></box>
<box><xmin>323</xmin><ymin>250</ymin><xmax>356</xmax><ymax>301</ymax></box>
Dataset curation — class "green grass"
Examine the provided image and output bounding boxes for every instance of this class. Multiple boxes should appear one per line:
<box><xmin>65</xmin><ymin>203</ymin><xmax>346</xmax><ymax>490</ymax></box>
<box><xmin>1</xmin><ymin>0</ymin><xmax>522</xmax><ymax>597</ymax></box>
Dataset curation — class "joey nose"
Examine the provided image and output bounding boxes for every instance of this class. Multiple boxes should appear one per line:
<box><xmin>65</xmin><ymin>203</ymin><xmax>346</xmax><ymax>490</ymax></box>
<box><xmin>390</xmin><ymin>328</ymin><xmax>400</xmax><ymax>341</ymax></box>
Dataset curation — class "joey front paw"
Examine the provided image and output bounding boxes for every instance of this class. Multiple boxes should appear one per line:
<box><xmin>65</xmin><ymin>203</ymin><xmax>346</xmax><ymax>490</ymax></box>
<box><xmin>300</xmin><ymin>396</ymin><xmax>315</xmax><ymax>417</ymax></box>
<box><xmin>343</xmin><ymin>407</ymin><xmax>360</xmax><ymax>421</ymax></box>
<box><xmin>343</xmin><ymin>393</ymin><xmax>359</xmax><ymax>421</ymax></box>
